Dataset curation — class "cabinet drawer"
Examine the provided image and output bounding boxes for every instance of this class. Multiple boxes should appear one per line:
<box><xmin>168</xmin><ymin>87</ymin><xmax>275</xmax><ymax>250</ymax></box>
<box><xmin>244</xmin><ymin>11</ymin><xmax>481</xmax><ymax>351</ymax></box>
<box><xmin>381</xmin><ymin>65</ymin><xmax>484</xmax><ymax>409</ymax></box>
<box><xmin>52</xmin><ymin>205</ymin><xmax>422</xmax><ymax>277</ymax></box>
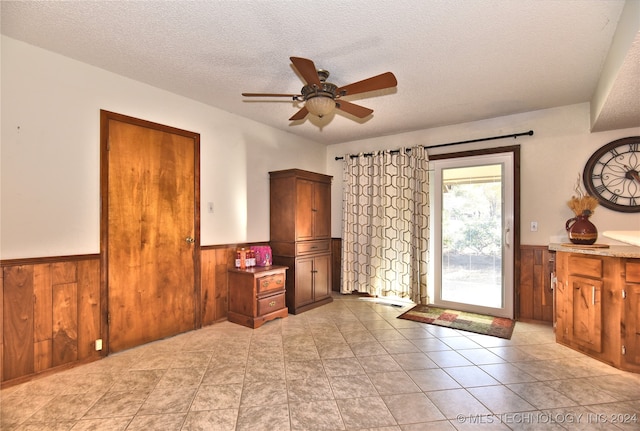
<box><xmin>568</xmin><ymin>255</ymin><xmax>602</xmax><ymax>279</ymax></box>
<box><xmin>257</xmin><ymin>293</ymin><xmax>286</xmax><ymax>316</ymax></box>
<box><xmin>296</xmin><ymin>240</ymin><xmax>330</xmax><ymax>254</ymax></box>
<box><xmin>626</xmin><ymin>261</ymin><xmax>640</xmax><ymax>283</ymax></box>
<box><xmin>257</xmin><ymin>273</ymin><xmax>285</xmax><ymax>294</ymax></box>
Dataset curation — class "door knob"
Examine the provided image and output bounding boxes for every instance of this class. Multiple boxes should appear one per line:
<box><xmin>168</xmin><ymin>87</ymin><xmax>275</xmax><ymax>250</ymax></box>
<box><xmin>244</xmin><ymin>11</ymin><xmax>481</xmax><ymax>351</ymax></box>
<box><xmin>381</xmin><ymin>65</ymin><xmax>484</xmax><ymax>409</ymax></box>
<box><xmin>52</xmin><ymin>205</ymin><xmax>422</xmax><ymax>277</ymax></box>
<box><xmin>185</xmin><ymin>237</ymin><xmax>195</xmax><ymax>244</ymax></box>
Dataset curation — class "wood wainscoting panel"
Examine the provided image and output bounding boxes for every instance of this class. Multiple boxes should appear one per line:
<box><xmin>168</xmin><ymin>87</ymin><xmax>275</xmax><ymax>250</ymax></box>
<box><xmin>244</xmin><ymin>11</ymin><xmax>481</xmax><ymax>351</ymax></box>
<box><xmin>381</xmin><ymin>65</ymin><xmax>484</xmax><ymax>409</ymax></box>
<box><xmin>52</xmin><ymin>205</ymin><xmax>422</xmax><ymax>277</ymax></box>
<box><xmin>0</xmin><ymin>267</ymin><xmax>3</xmax><ymax>383</ymax></box>
<box><xmin>33</xmin><ymin>264</ymin><xmax>53</xmax><ymax>343</ymax></box>
<box><xmin>201</xmin><ymin>245</ymin><xmax>239</xmax><ymax>326</ymax></box>
<box><xmin>1</xmin><ymin>255</ymin><xmax>100</xmax><ymax>386</ymax></box>
<box><xmin>519</xmin><ymin>245</ymin><xmax>554</xmax><ymax>322</ymax></box>
<box><xmin>52</xmin><ymin>262</ymin><xmax>77</xmax><ymax>285</ymax></box>
<box><xmin>52</xmin><ymin>282</ymin><xmax>79</xmax><ymax>367</ymax></box>
<box><xmin>3</xmin><ymin>266</ymin><xmax>35</xmax><ymax>381</ymax></box>
<box><xmin>214</xmin><ymin>247</ymin><xmax>233</xmax><ymax>321</ymax></box>
<box><xmin>201</xmin><ymin>244</ymin><xmax>277</xmax><ymax>325</ymax></box>
<box><xmin>332</xmin><ymin>238</ymin><xmax>341</xmax><ymax>292</ymax></box>
<box><xmin>77</xmin><ymin>260</ymin><xmax>101</xmax><ymax>359</ymax></box>
<box><xmin>201</xmin><ymin>248</ymin><xmax>216</xmax><ymax>325</ymax></box>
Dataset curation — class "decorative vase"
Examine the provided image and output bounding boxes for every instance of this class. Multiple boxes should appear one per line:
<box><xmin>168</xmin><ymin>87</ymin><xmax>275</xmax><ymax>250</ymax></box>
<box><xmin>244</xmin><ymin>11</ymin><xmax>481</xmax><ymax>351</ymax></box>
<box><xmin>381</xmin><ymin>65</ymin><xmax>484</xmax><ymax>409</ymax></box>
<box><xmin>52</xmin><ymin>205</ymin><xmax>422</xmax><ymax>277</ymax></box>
<box><xmin>565</xmin><ymin>210</ymin><xmax>598</xmax><ymax>245</ymax></box>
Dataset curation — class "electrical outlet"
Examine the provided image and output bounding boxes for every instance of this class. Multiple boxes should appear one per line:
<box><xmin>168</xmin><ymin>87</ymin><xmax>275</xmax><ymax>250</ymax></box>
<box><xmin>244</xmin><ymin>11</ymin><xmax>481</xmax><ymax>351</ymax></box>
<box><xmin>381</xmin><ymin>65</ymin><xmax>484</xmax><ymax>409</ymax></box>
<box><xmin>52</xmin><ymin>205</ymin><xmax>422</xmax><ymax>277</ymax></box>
<box><xmin>95</xmin><ymin>339</ymin><xmax>103</xmax><ymax>351</ymax></box>
<box><xmin>530</xmin><ymin>221</ymin><xmax>538</xmax><ymax>232</ymax></box>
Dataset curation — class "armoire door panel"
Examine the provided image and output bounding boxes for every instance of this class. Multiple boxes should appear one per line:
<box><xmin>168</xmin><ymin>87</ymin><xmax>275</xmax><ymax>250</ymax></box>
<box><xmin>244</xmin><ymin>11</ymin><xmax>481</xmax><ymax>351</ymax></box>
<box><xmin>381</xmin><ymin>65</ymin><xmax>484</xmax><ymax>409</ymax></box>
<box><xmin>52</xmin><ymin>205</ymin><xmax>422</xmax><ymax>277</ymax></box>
<box><xmin>295</xmin><ymin>257</ymin><xmax>315</xmax><ymax>308</ymax></box>
<box><xmin>314</xmin><ymin>182</ymin><xmax>332</xmax><ymax>239</ymax></box>
<box><xmin>296</xmin><ymin>180</ymin><xmax>314</xmax><ymax>241</ymax></box>
<box><xmin>312</xmin><ymin>254</ymin><xmax>331</xmax><ymax>301</ymax></box>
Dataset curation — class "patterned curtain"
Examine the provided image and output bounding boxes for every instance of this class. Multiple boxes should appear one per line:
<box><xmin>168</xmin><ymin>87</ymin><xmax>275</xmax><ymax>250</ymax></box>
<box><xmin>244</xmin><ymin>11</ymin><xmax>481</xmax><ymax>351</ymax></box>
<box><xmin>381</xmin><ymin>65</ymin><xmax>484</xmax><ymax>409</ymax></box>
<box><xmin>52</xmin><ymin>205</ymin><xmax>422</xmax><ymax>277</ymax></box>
<box><xmin>341</xmin><ymin>146</ymin><xmax>429</xmax><ymax>304</ymax></box>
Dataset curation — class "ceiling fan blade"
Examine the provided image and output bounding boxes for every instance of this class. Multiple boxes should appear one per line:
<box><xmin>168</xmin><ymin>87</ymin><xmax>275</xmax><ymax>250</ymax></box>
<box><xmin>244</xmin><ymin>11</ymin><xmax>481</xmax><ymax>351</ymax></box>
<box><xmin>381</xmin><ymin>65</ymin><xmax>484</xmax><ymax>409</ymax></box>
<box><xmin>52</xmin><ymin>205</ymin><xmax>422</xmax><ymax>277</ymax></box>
<box><xmin>290</xmin><ymin>57</ymin><xmax>322</xmax><ymax>87</ymax></box>
<box><xmin>289</xmin><ymin>106</ymin><xmax>309</xmax><ymax>121</ymax></box>
<box><xmin>336</xmin><ymin>100</ymin><xmax>374</xmax><ymax>118</ymax></box>
<box><xmin>336</xmin><ymin>72</ymin><xmax>397</xmax><ymax>97</ymax></box>
<box><xmin>242</xmin><ymin>93</ymin><xmax>299</xmax><ymax>98</ymax></box>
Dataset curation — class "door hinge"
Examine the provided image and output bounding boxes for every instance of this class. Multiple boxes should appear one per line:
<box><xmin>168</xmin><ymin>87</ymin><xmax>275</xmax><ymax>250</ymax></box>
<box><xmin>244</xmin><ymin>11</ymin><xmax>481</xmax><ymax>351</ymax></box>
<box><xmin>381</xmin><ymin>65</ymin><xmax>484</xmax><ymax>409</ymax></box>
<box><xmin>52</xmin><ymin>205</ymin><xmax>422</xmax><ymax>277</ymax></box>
<box><xmin>622</xmin><ymin>345</ymin><xmax>626</xmax><ymax>355</ymax></box>
<box><xmin>108</xmin><ymin>313</ymin><xmax>111</xmax><ymax>325</ymax></box>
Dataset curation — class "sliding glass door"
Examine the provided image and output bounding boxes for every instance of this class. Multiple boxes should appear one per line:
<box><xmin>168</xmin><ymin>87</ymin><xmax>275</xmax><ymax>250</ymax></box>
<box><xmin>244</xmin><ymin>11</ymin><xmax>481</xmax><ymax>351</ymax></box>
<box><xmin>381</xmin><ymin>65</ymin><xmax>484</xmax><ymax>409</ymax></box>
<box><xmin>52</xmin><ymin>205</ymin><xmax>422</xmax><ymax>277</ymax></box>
<box><xmin>433</xmin><ymin>152</ymin><xmax>514</xmax><ymax>318</ymax></box>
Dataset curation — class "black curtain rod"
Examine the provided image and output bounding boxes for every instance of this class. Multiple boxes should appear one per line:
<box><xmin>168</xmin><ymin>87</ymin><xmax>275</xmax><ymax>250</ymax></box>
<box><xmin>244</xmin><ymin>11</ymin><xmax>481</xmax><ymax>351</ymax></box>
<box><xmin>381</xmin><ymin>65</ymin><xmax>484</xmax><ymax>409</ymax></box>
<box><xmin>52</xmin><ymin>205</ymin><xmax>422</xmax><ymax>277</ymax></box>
<box><xmin>334</xmin><ymin>130</ymin><xmax>534</xmax><ymax>160</ymax></box>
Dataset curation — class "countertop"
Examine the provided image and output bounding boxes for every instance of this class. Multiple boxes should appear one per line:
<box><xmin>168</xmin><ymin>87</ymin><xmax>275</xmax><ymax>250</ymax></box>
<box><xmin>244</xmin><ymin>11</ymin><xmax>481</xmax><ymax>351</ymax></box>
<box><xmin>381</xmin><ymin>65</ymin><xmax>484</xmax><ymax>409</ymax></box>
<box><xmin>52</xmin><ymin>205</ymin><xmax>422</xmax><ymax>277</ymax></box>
<box><xmin>548</xmin><ymin>243</ymin><xmax>640</xmax><ymax>258</ymax></box>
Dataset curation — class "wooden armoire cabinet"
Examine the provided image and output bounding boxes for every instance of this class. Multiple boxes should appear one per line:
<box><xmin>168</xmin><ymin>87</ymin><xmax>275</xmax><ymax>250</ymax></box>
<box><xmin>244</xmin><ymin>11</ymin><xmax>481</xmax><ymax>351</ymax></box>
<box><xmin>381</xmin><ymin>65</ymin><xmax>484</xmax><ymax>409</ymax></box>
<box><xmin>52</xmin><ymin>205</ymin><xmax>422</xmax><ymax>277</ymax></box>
<box><xmin>269</xmin><ymin>169</ymin><xmax>333</xmax><ymax>314</ymax></box>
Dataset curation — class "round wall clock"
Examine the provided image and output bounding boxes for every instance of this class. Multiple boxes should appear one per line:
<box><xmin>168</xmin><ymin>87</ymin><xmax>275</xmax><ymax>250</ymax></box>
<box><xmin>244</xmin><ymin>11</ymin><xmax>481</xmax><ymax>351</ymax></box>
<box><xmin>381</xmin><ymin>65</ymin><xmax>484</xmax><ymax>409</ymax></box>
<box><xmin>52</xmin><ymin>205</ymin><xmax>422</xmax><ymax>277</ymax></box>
<box><xmin>583</xmin><ymin>136</ymin><xmax>640</xmax><ymax>213</ymax></box>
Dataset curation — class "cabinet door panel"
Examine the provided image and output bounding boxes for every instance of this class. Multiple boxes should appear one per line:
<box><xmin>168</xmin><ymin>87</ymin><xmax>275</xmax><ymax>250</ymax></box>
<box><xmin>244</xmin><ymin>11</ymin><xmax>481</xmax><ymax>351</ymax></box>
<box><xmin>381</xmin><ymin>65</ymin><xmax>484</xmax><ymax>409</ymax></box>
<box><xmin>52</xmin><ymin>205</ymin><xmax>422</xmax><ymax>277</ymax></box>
<box><xmin>295</xmin><ymin>257</ymin><xmax>315</xmax><ymax>307</ymax></box>
<box><xmin>296</xmin><ymin>180</ymin><xmax>314</xmax><ymax>241</ymax></box>
<box><xmin>623</xmin><ymin>284</ymin><xmax>640</xmax><ymax>366</ymax></box>
<box><xmin>570</xmin><ymin>275</ymin><xmax>602</xmax><ymax>352</ymax></box>
<box><xmin>313</xmin><ymin>254</ymin><xmax>331</xmax><ymax>301</ymax></box>
<box><xmin>314</xmin><ymin>181</ymin><xmax>332</xmax><ymax>239</ymax></box>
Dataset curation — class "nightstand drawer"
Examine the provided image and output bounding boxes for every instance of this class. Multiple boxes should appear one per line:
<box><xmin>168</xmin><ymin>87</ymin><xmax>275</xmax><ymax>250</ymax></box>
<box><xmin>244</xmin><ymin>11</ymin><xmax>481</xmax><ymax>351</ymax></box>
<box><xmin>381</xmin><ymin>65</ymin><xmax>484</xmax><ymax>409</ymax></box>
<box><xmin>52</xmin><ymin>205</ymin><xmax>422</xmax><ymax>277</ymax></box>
<box><xmin>257</xmin><ymin>273</ymin><xmax>285</xmax><ymax>294</ymax></box>
<box><xmin>257</xmin><ymin>293</ymin><xmax>286</xmax><ymax>316</ymax></box>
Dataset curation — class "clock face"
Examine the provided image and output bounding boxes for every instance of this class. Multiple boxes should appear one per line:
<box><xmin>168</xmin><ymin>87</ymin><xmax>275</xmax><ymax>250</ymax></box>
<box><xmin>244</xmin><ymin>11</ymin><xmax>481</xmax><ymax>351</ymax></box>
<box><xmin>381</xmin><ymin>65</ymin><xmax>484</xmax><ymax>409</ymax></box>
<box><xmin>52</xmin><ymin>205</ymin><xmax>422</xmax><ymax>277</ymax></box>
<box><xmin>583</xmin><ymin>137</ymin><xmax>640</xmax><ymax>213</ymax></box>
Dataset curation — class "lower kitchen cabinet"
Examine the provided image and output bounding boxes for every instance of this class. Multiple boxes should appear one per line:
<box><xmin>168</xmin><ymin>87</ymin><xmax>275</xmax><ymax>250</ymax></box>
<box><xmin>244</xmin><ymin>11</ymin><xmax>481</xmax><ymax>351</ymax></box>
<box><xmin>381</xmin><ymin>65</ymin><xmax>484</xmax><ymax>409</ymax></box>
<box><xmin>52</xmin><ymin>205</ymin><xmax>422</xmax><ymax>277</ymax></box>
<box><xmin>554</xmin><ymin>248</ymin><xmax>640</xmax><ymax>373</ymax></box>
<box><xmin>622</xmin><ymin>261</ymin><xmax>640</xmax><ymax>369</ymax></box>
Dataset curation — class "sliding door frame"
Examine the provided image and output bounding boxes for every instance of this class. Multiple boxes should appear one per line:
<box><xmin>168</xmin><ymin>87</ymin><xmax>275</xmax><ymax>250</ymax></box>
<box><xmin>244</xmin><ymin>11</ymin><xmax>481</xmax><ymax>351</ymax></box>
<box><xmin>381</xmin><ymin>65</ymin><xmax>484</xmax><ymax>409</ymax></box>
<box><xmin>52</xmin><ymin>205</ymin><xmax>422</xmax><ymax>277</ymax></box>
<box><xmin>429</xmin><ymin>145</ymin><xmax>521</xmax><ymax>318</ymax></box>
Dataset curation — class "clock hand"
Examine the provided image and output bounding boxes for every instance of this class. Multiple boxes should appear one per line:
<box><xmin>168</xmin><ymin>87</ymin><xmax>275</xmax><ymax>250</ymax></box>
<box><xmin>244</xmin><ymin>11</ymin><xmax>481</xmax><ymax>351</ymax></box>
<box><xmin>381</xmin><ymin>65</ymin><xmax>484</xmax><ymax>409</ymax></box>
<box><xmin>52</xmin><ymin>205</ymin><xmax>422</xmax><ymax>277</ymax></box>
<box><xmin>624</xmin><ymin>165</ymin><xmax>640</xmax><ymax>183</ymax></box>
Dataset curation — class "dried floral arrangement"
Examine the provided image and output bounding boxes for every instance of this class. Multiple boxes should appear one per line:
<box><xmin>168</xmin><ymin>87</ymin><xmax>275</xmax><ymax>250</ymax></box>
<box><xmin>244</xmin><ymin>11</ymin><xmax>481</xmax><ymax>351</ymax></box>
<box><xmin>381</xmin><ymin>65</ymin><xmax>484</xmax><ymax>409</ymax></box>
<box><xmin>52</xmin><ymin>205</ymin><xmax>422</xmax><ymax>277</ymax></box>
<box><xmin>567</xmin><ymin>174</ymin><xmax>598</xmax><ymax>216</ymax></box>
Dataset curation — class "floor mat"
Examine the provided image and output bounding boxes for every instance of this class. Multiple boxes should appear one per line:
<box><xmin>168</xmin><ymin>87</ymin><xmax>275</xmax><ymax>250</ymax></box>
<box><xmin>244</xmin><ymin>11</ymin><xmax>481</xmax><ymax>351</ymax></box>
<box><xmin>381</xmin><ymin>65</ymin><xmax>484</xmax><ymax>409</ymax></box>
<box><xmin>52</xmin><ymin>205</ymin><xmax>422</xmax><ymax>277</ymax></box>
<box><xmin>397</xmin><ymin>304</ymin><xmax>515</xmax><ymax>339</ymax></box>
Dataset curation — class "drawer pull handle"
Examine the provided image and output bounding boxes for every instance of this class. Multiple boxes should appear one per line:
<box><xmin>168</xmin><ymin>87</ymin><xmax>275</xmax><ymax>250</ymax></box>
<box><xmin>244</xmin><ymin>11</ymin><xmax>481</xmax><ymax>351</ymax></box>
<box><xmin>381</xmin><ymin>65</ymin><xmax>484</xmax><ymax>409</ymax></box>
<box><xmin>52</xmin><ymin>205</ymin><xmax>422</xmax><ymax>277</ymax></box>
<box><xmin>262</xmin><ymin>281</ymin><xmax>269</xmax><ymax>287</ymax></box>
<box><xmin>276</xmin><ymin>278</ymin><xmax>283</xmax><ymax>284</ymax></box>
<box><xmin>269</xmin><ymin>301</ymin><xmax>276</xmax><ymax>307</ymax></box>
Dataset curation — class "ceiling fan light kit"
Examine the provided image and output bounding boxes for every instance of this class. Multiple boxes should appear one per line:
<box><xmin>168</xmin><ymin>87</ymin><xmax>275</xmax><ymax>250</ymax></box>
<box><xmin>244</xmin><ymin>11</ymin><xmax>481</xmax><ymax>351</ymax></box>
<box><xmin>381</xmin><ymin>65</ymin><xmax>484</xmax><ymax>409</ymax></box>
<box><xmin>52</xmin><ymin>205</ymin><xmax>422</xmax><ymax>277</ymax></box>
<box><xmin>242</xmin><ymin>57</ymin><xmax>397</xmax><ymax>122</ymax></box>
<box><xmin>304</xmin><ymin>95</ymin><xmax>336</xmax><ymax>117</ymax></box>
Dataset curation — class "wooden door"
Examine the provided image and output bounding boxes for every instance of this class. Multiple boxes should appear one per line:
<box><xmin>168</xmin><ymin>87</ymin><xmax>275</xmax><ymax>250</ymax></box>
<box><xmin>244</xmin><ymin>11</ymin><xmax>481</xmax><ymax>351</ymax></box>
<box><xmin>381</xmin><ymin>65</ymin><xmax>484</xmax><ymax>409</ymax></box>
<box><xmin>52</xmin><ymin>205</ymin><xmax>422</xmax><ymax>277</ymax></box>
<box><xmin>102</xmin><ymin>111</ymin><xmax>200</xmax><ymax>353</ymax></box>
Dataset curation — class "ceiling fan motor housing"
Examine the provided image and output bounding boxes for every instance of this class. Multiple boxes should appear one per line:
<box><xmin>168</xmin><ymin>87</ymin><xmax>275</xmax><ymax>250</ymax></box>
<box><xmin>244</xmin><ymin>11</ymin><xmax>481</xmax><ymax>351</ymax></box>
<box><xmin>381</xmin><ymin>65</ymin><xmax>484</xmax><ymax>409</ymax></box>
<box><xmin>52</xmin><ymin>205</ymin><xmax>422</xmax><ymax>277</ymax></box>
<box><xmin>301</xmin><ymin>82</ymin><xmax>337</xmax><ymax>101</ymax></box>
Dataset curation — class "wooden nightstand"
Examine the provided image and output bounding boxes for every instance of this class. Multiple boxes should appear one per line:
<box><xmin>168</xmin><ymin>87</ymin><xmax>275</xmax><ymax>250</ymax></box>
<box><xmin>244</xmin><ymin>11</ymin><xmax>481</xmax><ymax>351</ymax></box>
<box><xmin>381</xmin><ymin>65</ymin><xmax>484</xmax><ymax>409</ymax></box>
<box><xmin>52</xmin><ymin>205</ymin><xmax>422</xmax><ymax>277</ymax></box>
<box><xmin>228</xmin><ymin>266</ymin><xmax>288</xmax><ymax>328</ymax></box>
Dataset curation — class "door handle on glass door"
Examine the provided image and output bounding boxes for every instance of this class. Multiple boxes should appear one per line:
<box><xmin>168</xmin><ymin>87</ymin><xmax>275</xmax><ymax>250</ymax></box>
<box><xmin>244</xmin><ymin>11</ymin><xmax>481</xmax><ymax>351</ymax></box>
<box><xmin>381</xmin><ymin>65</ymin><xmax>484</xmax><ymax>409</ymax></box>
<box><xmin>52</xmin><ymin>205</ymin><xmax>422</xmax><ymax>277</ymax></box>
<box><xmin>504</xmin><ymin>226</ymin><xmax>510</xmax><ymax>246</ymax></box>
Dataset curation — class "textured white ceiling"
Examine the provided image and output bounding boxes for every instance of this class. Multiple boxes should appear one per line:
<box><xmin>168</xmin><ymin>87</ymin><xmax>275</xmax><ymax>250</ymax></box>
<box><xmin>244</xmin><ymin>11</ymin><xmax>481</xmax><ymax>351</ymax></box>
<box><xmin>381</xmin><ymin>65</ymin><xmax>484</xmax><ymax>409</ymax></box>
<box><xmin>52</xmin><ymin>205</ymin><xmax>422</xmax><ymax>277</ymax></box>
<box><xmin>1</xmin><ymin>0</ymin><xmax>637</xmax><ymax>145</ymax></box>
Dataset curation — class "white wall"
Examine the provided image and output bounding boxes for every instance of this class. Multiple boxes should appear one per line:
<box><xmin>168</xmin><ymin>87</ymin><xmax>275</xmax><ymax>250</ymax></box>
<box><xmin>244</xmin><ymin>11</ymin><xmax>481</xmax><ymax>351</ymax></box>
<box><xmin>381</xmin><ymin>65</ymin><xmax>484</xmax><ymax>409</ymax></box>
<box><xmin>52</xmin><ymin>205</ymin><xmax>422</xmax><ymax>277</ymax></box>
<box><xmin>0</xmin><ymin>37</ymin><xmax>326</xmax><ymax>259</ymax></box>
<box><xmin>326</xmin><ymin>103</ymin><xmax>640</xmax><ymax>246</ymax></box>
<box><xmin>3</xmin><ymin>36</ymin><xmax>638</xmax><ymax>260</ymax></box>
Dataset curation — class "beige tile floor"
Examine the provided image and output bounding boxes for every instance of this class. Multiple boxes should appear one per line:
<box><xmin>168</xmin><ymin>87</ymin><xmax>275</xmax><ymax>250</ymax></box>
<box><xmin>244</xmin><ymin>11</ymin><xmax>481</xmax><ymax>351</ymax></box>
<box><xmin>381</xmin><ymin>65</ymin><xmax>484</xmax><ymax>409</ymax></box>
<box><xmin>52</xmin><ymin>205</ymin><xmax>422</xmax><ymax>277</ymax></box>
<box><xmin>2</xmin><ymin>293</ymin><xmax>640</xmax><ymax>430</ymax></box>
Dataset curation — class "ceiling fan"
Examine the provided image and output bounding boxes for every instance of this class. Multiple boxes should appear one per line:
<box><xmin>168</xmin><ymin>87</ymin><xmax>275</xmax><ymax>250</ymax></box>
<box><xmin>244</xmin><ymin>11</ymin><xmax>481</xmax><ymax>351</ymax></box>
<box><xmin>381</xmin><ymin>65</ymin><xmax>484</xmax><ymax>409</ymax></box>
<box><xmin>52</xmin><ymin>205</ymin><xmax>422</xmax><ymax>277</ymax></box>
<box><xmin>242</xmin><ymin>57</ymin><xmax>397</xmax><ymax>121</ymax></box>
